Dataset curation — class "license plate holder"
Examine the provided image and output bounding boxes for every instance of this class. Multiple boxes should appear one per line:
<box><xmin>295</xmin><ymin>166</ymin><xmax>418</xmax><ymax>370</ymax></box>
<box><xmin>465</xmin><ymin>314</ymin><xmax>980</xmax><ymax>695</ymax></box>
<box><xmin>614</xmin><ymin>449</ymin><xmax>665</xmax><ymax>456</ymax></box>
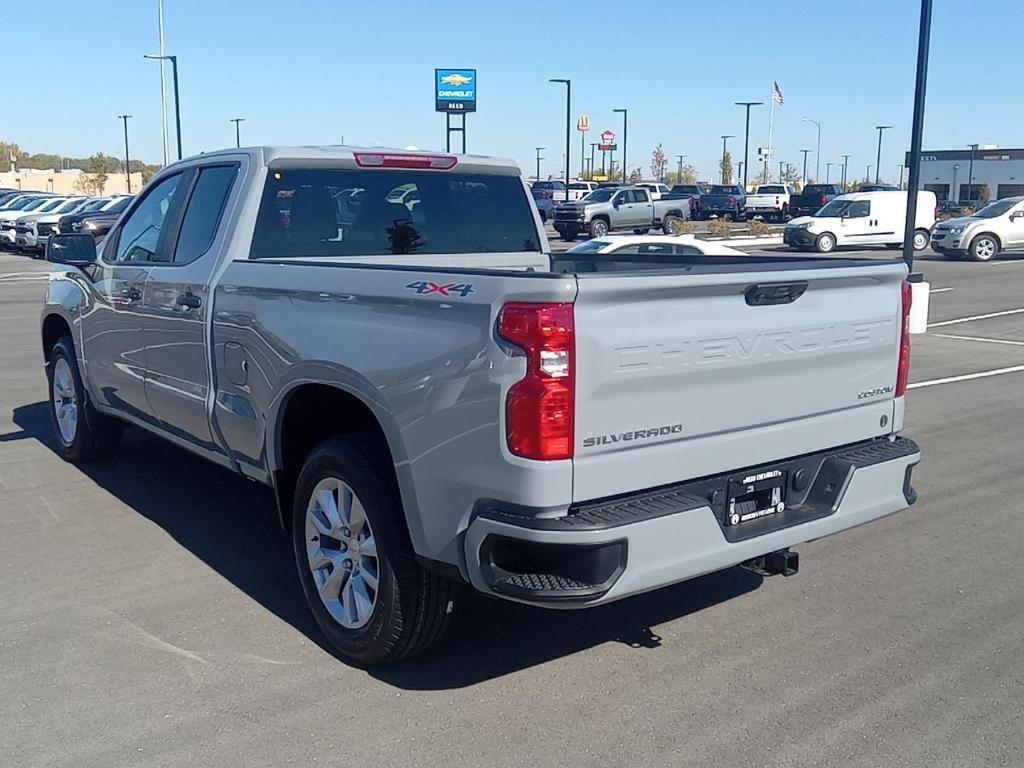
<box><xmin>726</xmin><ymin>469</ymin><xmax>788</xmax><ymax>527</ymax></box>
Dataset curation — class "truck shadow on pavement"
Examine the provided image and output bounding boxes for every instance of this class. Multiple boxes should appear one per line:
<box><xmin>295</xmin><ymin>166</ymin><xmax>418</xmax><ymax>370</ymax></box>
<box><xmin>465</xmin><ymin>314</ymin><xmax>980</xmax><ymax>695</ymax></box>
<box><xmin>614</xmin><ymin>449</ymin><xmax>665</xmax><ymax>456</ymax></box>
<box><xmin>10</xmin><ymin>400</ymin><xmax>763</xmax><ymax>690</ymax></box>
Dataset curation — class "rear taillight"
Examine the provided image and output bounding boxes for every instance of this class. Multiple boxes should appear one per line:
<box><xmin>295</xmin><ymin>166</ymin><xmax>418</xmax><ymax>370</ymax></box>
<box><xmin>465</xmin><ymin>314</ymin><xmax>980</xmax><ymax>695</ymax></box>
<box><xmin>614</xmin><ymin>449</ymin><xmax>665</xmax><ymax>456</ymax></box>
<box><xmin>498</xmin><ymin>303</ymin><xmax>575</xmax><ymax>460</ymax></box>
<box><xmin>820</xmin><ymin>195</ymin><xmax>828</xmax><ymax>205</ymax></box>
<box><xmin>728</xmin><ymin>195</ymin><xmax>736</xmax><ymax>204</ymax></box>
<box><xmin>896</xmin><ymin>281</ymin><xmax>912</xmax><ymax>397</ymax></box>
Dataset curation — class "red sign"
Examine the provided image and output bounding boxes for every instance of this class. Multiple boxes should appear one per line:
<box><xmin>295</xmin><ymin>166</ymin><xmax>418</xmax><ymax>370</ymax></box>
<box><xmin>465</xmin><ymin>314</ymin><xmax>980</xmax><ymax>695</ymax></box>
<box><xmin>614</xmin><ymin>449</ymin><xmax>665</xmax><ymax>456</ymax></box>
<box><xmin>601</xmin><ymin>129</ymin><xmax>615</xmax><ymax>142</ymax></box>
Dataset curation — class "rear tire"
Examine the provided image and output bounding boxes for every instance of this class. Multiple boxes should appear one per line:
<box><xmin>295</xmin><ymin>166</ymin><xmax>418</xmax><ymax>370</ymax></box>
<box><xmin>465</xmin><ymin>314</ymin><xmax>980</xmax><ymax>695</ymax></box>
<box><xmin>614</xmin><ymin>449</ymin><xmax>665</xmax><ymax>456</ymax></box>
<box><xmin>913</xmin><ymin>229</ymin><xmax>930</xmax><ymax>251</ymax></box>
<box><xmin>815</xmin><ymin>232</ymin><xmax>836</xmax><ymax>253</ymax></box>
<box><xmin>968</xmin><ymin>233</ymin><xmax>999</xmax><ymax>262</ymax></box>
<box><xmin>292</xmin><ymin>435</ymin><xmax>455</xmax><ymax>665</ymax></box>
<box><xmin>47</xmin><ymin>337</ymin><xmax>122</xmax><ymax>462</ymax></box>
<box><xmin>560</xmin><ymin>232</ymin><xmax>576</xmax><ymax>242</ymax></box>
<box><xmin>662</xmin><ymin>214</ymin><xmax>684</xmax><ymax>235</ymax></box>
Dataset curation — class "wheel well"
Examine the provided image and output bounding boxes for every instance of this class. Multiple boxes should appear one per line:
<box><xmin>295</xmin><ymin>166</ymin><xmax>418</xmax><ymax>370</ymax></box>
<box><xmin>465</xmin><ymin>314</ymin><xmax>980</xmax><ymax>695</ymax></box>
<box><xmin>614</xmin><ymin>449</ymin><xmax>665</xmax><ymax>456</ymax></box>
<box><xmin>273</xmin><ymin>384</ymin><xmax>393</xmax><ymax>529</ymax></box>
<box><xmin>972</xmin><ymin>231</ymin><xmax>1001</xmax><ymax>249</ymax></box>
<box><xmin>42</xmin><ymin>314</ymin><xmax>72</xmax><ymax>363</ymax></box>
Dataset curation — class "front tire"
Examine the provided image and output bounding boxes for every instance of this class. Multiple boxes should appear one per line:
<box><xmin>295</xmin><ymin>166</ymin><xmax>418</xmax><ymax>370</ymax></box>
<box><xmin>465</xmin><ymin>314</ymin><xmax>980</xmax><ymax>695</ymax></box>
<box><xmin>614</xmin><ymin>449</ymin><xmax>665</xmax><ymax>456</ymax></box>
<box><xmin>815</xmin><ymin>232</ymin><xmax>836</xmax><ymax>253</ymax></box>
<box><xmin>589</xmin><ymin>218</ymin><xmax>609</xmax><ymax>239</ymax></box>
<box><xmin>968</xmin><ymin>233</ymin><xmax>999</xmax><ymax>262</ymax></box>
<box><xmin>47</xmin><ymin>337</ymin><xmax>122</xmax><ymax>462</ymax></box>
<box><xmin>292</xmin><ymin>435</ymin><xmax>455</xmax><ymax>665</ymax></box>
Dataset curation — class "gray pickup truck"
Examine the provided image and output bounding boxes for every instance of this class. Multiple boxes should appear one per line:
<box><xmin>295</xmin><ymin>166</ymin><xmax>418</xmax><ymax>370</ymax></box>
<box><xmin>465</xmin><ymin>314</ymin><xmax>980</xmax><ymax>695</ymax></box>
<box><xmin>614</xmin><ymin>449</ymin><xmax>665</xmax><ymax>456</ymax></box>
<box><xmin>553</xmin><ymin>185</ymin><xmax>690</xmax><ymax>240</ymax></box>
<box><xmin>41</xmin><ymin>146</ymin><xmax>920</xmax><ymax>665</ymax></box>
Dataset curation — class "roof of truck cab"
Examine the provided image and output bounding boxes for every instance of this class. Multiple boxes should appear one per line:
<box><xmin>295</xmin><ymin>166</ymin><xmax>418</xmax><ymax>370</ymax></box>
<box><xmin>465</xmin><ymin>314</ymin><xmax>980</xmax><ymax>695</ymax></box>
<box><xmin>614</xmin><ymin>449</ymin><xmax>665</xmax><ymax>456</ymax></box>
<box><xmin>182</xmin><ymin>146</ymin><xmax>521</xmax><ymax>174</ymax></box>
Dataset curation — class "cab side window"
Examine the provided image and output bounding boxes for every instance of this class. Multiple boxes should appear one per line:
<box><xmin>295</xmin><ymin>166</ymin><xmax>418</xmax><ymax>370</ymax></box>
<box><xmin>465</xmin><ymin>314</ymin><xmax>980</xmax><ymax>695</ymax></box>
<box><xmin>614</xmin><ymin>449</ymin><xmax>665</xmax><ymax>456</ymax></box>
<box><xmin>110</xmin><ymin>174</ymin><xmax>182</xmax><ymax>264</ymax></box>
<box><xmin>172</xmin><ymin>165</ymin><xmax>238</xmax><ymax>264</ymax></box>
<box><xmin>631</xmin><ymin>190</ymin><xmax>650</xmax><ymax>203</ymax></box>
<box><xmin>847</xmin><ymin>201</ymin><xmax>871</xmax><ymax>218</ymax></box>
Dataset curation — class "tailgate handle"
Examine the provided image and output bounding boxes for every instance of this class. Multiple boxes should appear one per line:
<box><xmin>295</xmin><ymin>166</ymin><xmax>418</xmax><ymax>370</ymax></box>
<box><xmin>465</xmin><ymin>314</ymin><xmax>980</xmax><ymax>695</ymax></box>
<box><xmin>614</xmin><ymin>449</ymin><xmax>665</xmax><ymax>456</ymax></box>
<box><xmin>745</xmin><ymin>282</ymin><xmax>808</xmax><ymax>306</ymax></box>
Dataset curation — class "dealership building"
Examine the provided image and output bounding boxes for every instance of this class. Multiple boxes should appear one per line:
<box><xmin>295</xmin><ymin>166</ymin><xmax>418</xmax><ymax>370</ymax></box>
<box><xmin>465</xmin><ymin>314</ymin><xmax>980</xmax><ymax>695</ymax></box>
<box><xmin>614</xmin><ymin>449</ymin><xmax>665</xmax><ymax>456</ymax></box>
<box><xmin>909</xmin><ymin>147</ymin><xmax>1024</xmax><ymax>203</ymax></box>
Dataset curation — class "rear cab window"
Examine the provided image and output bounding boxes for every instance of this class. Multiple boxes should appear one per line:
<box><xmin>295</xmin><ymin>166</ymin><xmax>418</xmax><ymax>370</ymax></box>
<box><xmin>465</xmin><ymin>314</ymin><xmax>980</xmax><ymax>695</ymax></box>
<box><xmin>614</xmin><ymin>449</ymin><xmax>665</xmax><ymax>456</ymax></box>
<box><xmin>250</xmin><ymin>168</ymin><xmax>541</xmax><ymax>259</ymax></box>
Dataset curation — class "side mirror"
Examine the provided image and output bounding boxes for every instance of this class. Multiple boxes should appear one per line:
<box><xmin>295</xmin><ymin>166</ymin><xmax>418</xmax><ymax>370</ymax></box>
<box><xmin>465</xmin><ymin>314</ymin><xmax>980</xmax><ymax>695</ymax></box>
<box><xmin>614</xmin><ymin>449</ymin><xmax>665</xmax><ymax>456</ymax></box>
<box><xmin>1010</xmin><ymin>210</ymin><xmax>1024</xmax><ymax>221</ymax></box>
<box><xmin>612</xmin><ymin>198</ymin><xmax>621</xmax><ymax>208</ymax></box>
<box><xmin>840</xmin><ymin>210</ymin><xmax>850</xmax><ymax>219</ymax></box>
<box><xmin>47</xmin><ymin>233</ymin><xmax>97</xmax><ymax>267</ymax></box>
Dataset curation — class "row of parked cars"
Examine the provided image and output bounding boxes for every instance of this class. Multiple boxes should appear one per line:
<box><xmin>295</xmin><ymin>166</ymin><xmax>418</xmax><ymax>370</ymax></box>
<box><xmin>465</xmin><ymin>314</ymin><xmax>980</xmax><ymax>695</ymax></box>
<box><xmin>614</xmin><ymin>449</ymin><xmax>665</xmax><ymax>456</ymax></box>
<box><xmin>0</xmin><ymin>189</ymin><xmax>134</xmax><ymax>257</ymax></box>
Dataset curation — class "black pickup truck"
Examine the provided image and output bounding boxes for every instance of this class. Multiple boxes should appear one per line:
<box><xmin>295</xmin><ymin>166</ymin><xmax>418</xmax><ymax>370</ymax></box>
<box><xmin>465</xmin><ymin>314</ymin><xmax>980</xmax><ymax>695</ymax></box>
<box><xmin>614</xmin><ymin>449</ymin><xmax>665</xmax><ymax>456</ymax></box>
<box><xmin>789</xmin><ymin>184</ymin><xmax>845</xmax><ymax>218</ymax></box>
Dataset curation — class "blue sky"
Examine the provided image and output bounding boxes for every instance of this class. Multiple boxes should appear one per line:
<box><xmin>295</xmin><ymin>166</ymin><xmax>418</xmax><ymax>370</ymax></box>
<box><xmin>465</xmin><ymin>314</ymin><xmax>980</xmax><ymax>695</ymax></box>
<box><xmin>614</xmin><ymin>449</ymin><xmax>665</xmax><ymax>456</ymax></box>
<box><xmin>8</xmin><ymin>0</ymin><xmax>1021</xmax><ymax>183</ymax></box>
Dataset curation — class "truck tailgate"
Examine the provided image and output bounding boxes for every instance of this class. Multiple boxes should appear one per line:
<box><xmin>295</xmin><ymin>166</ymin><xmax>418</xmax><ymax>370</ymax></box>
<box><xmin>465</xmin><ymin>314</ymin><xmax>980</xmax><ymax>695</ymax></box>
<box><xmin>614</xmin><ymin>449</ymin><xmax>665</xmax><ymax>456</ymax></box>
<box><xmin>571</xmin><ymin>260</ymin><xmax>907</xmax><ymax>502</ymax></box>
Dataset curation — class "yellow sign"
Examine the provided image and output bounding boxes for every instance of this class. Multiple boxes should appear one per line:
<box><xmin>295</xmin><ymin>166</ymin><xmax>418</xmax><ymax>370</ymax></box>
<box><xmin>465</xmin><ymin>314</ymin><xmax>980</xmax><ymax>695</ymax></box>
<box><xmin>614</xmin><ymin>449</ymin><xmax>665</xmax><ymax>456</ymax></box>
<box><xmin>440</xmin><ymin>73</ymin><xmax>473</xmax><ymax>87</ymax></box>
<box><xmin>577</xmin><ymin>115</ymin><xmax>590</xmax><ymax>132</ymax></box>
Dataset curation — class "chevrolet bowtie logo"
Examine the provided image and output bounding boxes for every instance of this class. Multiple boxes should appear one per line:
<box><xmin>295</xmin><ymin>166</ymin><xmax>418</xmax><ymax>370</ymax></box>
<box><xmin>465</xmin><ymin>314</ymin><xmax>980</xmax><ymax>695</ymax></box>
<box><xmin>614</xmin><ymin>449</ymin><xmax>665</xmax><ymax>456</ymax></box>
<box><xmin>439</xmin><ymin>73</ymin><xmax>472</xmax><ymax>87</ymax></box>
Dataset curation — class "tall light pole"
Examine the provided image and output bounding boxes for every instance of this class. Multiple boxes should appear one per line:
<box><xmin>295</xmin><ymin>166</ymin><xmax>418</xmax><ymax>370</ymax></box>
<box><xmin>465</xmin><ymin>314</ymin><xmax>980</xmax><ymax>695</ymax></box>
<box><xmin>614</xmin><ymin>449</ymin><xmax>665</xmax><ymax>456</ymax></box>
<box><xmin>613</xmin><ymin>108</ymin><xmax>628</xmax><ymax>183</ymax></box>
<box><xmin>841</xmin><ymin>154</ymin><xmax>853</xmax><ymax>188</ymax></box>
<box><xmin>535</xmin><ymin>147</ymin><xmax>545</xmax><ymax>182</ymax></box>
<box><xmin>118</xmin><ymin>115</ymin><xmax>132</xmax><ymax>193</ymax></box>
<box><xmin>901</xmin><ymin>0</ymin><xmax>933</xmax><ymax>272</ymax></box>
<box><xmin>966</xmin><ymin>142</ymin><xmax>979</xmax><ymax>203</ymax></box>
<box><xmin>951</xmin><ymin>163</ymin><xmax>960</xmax><ymax>203</ymax></box>
<box><xmin>230</xmin><ymin>117</ymin><xmax>245</xmax><ymax>148</ymax></box>
<box><xmin>866</xmin><ymin>164</ymin><xmax>873</xmax><ymax>184</ymax></box>
<box><xmin>589</xmin><ymin>142</ymin><xmax>597</xmax><ymax>180</ymax></box>
<box><xmin>803</xmin><ymin>118</ymin><xmax>822</xmax><ymax>181</ymax></box>
<box><xmin>720</xmin><ymin>135</ymin><xmax>734</xmax><ymax>184</ymax></box>
<box><xmin>800</xmin><ymin>148</ymin><xmax>812</xmax><ymax>184</ymax></box>
<box><xmin>675</xmin><ymin>154</ymin><xmax>685</xmax><ymax>182</ymax></box>
<box><xmin>145</xmin><ymin>54</ymin><xmax>181</xmax><ymax>160</ymax></box>
<box><xmin>826</xmin><ymin>162</ymin><xmax>835</xmax><ymax>183</ymax></box>
<box><xmin>549</xmin><ymin>79</ymin><xmax>571</xmax><ymax>202</ymax></box>
<box><xmin>735</xmin><ymin>102</ymin><xmax>763</xmax><ymax>190</ymax></box>
<box><xmin>157</xmin><ymin>0</ymin><xmax>169</xmax><ymax>165</ymax></box>
<box><xmin>874</xmin><ymin>125</ymin><xmax>892</xmax><ymax>184</ymax></box>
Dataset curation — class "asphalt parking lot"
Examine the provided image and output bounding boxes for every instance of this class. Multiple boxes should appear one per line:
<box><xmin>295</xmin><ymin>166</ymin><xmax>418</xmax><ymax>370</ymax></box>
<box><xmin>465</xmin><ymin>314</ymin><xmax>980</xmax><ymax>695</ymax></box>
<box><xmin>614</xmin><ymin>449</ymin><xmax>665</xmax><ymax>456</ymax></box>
<box><xmin>2</xmin><ymin>247</ymin><xmax>1023</xmax><ymax>767</ymax></box>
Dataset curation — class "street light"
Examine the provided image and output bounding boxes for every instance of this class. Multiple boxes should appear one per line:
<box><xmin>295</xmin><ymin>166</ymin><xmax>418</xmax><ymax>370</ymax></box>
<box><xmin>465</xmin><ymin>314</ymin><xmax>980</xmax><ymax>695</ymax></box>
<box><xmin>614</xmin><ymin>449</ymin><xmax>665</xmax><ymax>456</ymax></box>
<box><xmin>549</xmin><ymin>79</ymin><xmax>571</xmax><ymax>202</ymax></box>
<box><xmin>675</xmin><ymin>154</ymin><xmax>685</xmax><ymax>183</ymax></box>
<box><xmin>534</xmin><ymin>147</ymin><xmax>545</xmax><ymax>182</ymax></box>
<box><xmin>230</xmin><ymin>117</ymin><xmax>245</xmax><ymax>148</ymax></box>
<box><xmin>951</xmin><ymin>163</ymin><xmax>960</xmax><ymax>203</ymax></box>
<box><xmin>589</xmin><ymin>142</ymin><xmax>597</xmax><ymax>180</ymax></box>
<box><xmin>735</xmin><ymin>102</ymin><xmax>763</xmax><ymax>190</ymax></box>
<box><xmin>613</xmin><ymin>108</ymin><xmax>628</xmax><ymax>183</ymax></box>
<box><xmin>800</xmin><ymin>148</ymin><xmax>812</xmax><ymax>184</ymax></box>
<box><xmin>874</xmin><ymin>125</ymin><xmax>892</xmax><ymax>184</ymax></box>
<box><xmin>144</xmin><ymin>54</ymin><xmax>182</xmax><ymax>160</ymax></box>
<box><xmin>826</xmin><ymin>162</ymin><xmax>835</xmax><ymax>183</ymax></box>
<box><xmin>117</xmin><ymin>114</ymin><xmax>132</xmax><ymax>193</ymax></box>
<box><xmin>720</xmin><ymin>135</ymin><xmax>734</xmax><ymax>184</ymax></box>
<box><xmin>803</xmin><ymin>117</ymin><xmax>822</xmax><ymax>181</ymax></box>
<box><xmin>841</xmin><ymin>154</ymin><xmax>853</xmax><ymax>188</ymax></box>
<box><xmin>966</xmin><ymin>142</ymin><xmax>979</xmax><ymax>204</ymax></box>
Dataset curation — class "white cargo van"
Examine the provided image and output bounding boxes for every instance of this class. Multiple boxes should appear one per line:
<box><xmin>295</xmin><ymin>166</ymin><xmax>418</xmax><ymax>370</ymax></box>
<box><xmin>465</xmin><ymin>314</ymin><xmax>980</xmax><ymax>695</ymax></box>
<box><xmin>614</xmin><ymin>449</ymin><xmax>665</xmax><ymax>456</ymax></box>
<box><xmin>783</xmin><ymin>190</ymin><xmax>937</xmax><ymax>253</ymax></box>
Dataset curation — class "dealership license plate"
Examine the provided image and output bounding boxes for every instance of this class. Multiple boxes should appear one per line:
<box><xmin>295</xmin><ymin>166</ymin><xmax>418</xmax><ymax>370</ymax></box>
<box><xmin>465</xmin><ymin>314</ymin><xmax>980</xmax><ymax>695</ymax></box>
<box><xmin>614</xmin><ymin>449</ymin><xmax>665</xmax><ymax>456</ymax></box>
<box><xmin>725</xmin><ymin>469</ymin><xmax>788</xmax><ymax>526</ymax></box>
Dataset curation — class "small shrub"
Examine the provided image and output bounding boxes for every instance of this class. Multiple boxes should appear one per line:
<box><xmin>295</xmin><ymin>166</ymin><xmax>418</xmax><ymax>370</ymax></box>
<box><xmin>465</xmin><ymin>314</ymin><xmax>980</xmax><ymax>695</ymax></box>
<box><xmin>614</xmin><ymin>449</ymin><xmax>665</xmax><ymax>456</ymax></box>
<box><xmin>672</xmin><ymin>220</ymin><xmax>696</xmax><ymax>234</ymax></box>
<box><xmin>747</xmin><ymin>218</ymin><xmax>773</xmax><ymax>237</ymax></box>
<box><xmin>707</xmin><ymin>218</ymin><xmax>732</xmax><ymax>239</ymax></box>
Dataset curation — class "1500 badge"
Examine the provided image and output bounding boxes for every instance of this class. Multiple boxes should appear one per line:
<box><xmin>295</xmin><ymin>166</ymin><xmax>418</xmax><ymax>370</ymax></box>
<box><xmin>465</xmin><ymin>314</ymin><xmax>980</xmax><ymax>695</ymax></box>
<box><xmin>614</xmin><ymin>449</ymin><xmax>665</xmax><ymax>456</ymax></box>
<box><xmin>582</xmin><ymin>424</ymin><xmax>683</xmax><ymax>448</ymax></box>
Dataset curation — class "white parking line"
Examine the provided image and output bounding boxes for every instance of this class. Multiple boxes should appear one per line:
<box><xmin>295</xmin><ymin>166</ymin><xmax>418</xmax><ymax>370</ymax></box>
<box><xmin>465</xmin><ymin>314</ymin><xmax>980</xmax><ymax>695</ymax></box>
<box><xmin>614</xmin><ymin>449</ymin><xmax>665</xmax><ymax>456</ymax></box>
<box><xmin>932</xmin><ymin>333</ymin><xmax>1024</xmax><ymax>346</ymax></box>
<box><xmin>927</xmin><ymin>307</ymin><xmax>1024</xmax><ymax>328</ymax></box>
<box><xmin>930</xmin><ymin>287</ymin><xmax>954</xmax><ymax>293</ymax></box>
<box><xmin>908</xmin><ymin>364</ymin><xmax>1024</xmax><ymax>389</ymax></box>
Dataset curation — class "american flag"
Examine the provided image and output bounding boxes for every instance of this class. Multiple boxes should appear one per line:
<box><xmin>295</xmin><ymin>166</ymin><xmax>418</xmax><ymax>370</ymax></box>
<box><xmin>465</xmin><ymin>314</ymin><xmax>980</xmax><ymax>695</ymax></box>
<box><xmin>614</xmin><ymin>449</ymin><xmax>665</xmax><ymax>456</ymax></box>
<box><xmin>772</xmin><ymin>81</ymin><xmax>784</xmax><ymax>104</ymax></box>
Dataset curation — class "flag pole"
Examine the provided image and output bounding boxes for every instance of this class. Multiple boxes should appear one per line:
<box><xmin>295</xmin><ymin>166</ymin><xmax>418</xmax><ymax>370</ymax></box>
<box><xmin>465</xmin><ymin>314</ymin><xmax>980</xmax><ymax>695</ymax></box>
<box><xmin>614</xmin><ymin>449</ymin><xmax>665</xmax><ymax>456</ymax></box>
<box><xmin>765</xmin><ymin>81</ymin><xmax>775</xmax><ymax>184</ymax></box>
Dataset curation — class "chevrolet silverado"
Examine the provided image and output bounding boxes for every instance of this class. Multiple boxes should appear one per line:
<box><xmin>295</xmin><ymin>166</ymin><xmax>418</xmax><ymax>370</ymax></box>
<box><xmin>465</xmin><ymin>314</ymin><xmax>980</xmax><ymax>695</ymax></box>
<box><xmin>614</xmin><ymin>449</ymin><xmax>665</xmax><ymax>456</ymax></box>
<box><xmin>41</xmin><ymin>146</ymin><xmax>920</xmax><ymax>664</ymax></box>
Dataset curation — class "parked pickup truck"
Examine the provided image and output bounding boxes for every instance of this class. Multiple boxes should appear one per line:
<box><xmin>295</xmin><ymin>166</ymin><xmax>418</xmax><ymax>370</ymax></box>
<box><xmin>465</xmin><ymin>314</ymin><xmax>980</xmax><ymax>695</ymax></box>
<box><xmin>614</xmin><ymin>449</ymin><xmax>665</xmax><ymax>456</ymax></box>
<box><xmin>553</xmin><ymin>185</ymin><xmax>690</xmax><ymax>240</ymax></box>
<box><xmin>789</xmin><ymin>183</ymin><xmax>845</xmax><ymax>218</ymax></box>
<box><xmin>42</xmin><ymin>146</ymin><xmax>921</xmax><ymax>665</ymax></box>
<box><xmin>700</xmin><ymin>184</ymin><xmax>747</xmax><ymax>220</ymax></box>
<box><xmin>746</xmin><ymin>184</ymin><xmax>797</xmax><ymax>222</ymax></box>
<box><xmin>664</xmin><ymin>184</ymin><xmax>705</xmax><ymax>219</ymax></box>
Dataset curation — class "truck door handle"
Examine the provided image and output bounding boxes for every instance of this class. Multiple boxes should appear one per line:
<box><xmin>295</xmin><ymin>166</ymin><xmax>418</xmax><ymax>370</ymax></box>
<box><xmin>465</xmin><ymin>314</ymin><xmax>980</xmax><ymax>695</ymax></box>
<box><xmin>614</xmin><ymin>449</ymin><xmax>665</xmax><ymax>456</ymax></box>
<box><xmin>745</xmin><ymin>282</ymin><xmax>809</xmax><ymax>306</ymax></box>
<box><xmin>120</xmin><ymin>287</ymin><xmax>142</xmax><ymax>302</ymax></box>
<box><xmin>176</xmin><ymin>291</ymin><xmax>202</xmax><ymax>309</ymax></box>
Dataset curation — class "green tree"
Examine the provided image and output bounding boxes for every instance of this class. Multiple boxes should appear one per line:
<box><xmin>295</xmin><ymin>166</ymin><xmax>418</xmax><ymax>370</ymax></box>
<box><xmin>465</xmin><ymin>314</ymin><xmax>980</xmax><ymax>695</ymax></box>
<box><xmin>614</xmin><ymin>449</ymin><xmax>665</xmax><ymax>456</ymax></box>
<box><xmin>88</xmin><ymin>153</ymin><xmax>109</xmax><ymax>194</ymax></box>
<box><xmin>719</xmin><ymin>151</ymin><xmax>733</xmax><ymax>184</ymax></box>
<box><xmin>0</xmin><ymin>141</ymin><xmax>24</xmax><ymax>172</ymax></box>
<box><xmin>628</xmin><ymin>167</ymin><xmax>643</xmax><ymax>184</ymax></box>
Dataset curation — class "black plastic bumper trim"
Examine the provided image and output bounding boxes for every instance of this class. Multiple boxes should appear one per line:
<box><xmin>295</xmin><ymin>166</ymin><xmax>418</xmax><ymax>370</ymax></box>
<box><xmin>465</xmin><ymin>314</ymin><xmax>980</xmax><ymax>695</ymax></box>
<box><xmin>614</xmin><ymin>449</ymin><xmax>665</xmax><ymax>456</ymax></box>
<box><xmin>478</xmin><ymin>436</ymin><xmax>920</xmax><ymax>541</ymax></box>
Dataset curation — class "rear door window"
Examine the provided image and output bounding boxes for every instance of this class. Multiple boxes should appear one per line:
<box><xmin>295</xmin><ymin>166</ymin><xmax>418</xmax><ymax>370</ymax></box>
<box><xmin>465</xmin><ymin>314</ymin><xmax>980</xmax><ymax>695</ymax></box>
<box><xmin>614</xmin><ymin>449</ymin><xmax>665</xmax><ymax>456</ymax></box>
<box><xmin>251</xmin><ymin>168</ymin><xmax>540</xmax><ymax>258</ymax></box>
